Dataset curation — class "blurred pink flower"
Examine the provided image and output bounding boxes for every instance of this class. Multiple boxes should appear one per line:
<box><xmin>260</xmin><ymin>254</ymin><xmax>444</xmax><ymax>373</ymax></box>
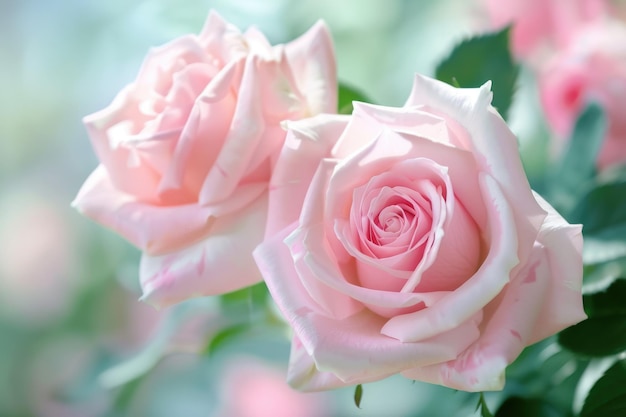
<box><xmin>483</xmin><ymin>0</ymin><xmax>608</xmax><ymax>64</ymax></box>
<box><xmin>540</xmin><ymin>20</ymin><xmax>626</xmax><ymax>169</ymax></box>
<box><xmin>215</xmin><ymin>357</ymin><xmax>332</xmax><ymax>417</ymax></box>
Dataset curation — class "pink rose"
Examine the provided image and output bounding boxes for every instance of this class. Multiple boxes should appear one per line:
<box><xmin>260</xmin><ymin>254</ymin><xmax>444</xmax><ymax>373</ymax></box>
<box><xmin>254</xmin><ymin>74</ymin><xmax>586</xmax><ymax>392</ymax></box>
<box><xmin>540</xmin><ymin>20</ymin><xmax>626</xmax><ymax>170</ymax></box>
<box><xmin>73</xmin><ymin>11</ymin><xmax>336</xmax><ymax>307</ymax></box>
<box><xmin>483</xmin><ymin>0</ymin><xmax>608</xmax><ymax>63</ymax></box>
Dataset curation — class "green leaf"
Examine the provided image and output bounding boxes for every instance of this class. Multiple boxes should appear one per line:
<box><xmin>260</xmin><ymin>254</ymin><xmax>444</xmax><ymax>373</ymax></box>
<box><xmin>549</xmin><ymin>103</ymin><xmax>607</xmax><ymax>212</ymax></box>
<box><xmin>218</xmin><ymin>281</ymin><xmax>269</xmax><ymax>319</ymax></box>
<box><xmin>354</xmin><ymin>384</ymin><xmax>363</xmax><ymax>409</ymax></box>
<box><xmin>560</xmin><ymin>278</ymin><xmax>626</xmax><ymax>357</ymax></box>
<box><xmin>476</xmin><ymin>392</ymin><xmax>494</xmax><ymax>417</ymax></box>
<box><xmin>570</xmin><ymin>181</ymin><xmax>626</xmax><ymax>235</ymax></box>
<box><xmin>202</xmin><ymin>323</ymin><xmax>250</xmax><ymax>356</ymax></box>
<box><xmin>111</xmin><ymin>374</ymin><xmax>147</xmax><ymax>413</ymax></box>
<box><xmin>338</xmin><ymin>83</ymin><xmax>370</xmax><ymax>114</ymax></box>
<box><xmin>584</xmin><ymin>279</ymin><xmax>626</xmax><ymax>317</ymax></box>
<box><xmin>583</xmin><ymin>259</ymin><xmax>626</xmax><ymax>293</ymax></box>
<box><xmin>435</xmin><ymin>27</ymin><xmax>518</xmax><ymax>120</ymax></box>
<box><xmin>494</xmin><ymin>397</ymin><xmax>561</xmax><ymax>417</ymax></box>
<box><xmin>558</xmin><ymin>316</ymin><xmax>626</xmax><ymax>357</ymax></box>
<box><xmin>581</xmin><ymin>360</ymin><xmax>626</xmax><ymax>417</ymax></box>
<box><xmin>583</xmin><ymin>225</ymin><xmax>626</xmax><ymax>265</ymax></box>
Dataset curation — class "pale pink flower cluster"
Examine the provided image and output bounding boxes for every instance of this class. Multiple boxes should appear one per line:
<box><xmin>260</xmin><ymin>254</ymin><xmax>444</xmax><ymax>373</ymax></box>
<box><xmin>484</xmin><ymin>0</ymin><xmax>626</xmax><ymax>169</ymax></box>
<box><xmin>74</xmin><ymin>10</ymin><xmax>585</xmax><ymax>393</ymax></box>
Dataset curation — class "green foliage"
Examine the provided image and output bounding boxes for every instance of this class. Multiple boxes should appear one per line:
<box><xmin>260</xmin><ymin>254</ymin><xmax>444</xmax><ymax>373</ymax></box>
<box><xmin>548</xmin><ymin>103</ymin><xmax>607</xmax><ymax>213</ymax></box>
<box><xmin>569</xmin><ymin>181</ymin><xmax>626</xmax><ymax>236</ymax></box>
<box><xmin>475</xmin><ymin>392</ymin><xmax>494</xmax><ymax>417</ymax></box>
<box><xmin>583</xmin><ymin>279</ymin><xmax>626</xmax><ymax>317</ymax></box>
<box><xmin>583</xmin><ymin>225</ymin><xmax>626</xmax><ymax>265</ymax></box>
<box><xmin>559</xmin><ymin>280</ymin><xmax>626</xmax><ymax>357</ymax></box>
<box><xmin>435</xmin><ymin>27</ymin><xmax>518</xmax><ymax>120</ymax></box>
<box><xmin>559</xmin><ymin>318</ymin><xmax>626</xmax><ymax>357</ymax></box>
<box><xmin>203</xmin><ymin>282</ymin><xmax>281</xmax><ymax>356</ymax></box>
<box><xmin>354</xmin><ymin>384</ymin><xmax>363</xmax><ymax>409</ymax></box>
<box><xmin>202</xmin><ymin>323</ymin><xmax>250</xmax><ymax>356</ymax></box>
<box><xmin>580</xmin><ymin>360</ymin><xmax>626</xmax><ymax>417</ymax></box>
<box><xmin>583</xmin><ymin>259</ymin><xmax>626</xmax><ymax>293</ymax></box>
<box><xmin>218</xmin><ymin>281</ymin><xmax>270</xmax><ymax>316</ymax></box>
<box><xmin>494</xmin><ymin>397</ymin><xmax>561</xmax><ymax>417</ymax></box>
<box><xmin>338</xmin><ymin>83</ymin><xmax>370</xmax><ymax>114</ymax></box>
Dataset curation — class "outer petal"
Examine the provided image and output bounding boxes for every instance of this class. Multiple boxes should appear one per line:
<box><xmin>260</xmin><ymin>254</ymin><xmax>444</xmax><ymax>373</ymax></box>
<box><xmin>284</xmin><ymin>20</ymin><xmax>338</xmax><ymax>115</ymax></box>
<box><xmin>402</xmin><ymin>246</ymin><xmax>550</xmax><ymax>391</ymax></box>
<box><xmin>197</xmin><ymin>10</ymin><xmax>248</xmax><ymax>61</ymax></box>
<box><xmin>83</xmin><ymin>86</ymin><xmax>163</xmax><ymax>203</ymax></box>
<box><xmin>265</xmin><ymin>114</ymin><xmax>349</xmax><ymax>238</ymax></box>
<box><xmin>406</xmin><ymin>74</ymin><xmax>546</xmax><ymax>276</ymax></box>
<box><xmin>73</xmin><ymin>165</ymin><xmax>212</xmax><ymax>254</ymax></box>
<box><xmin>527</xmin><ymin>193</ymin><xmax>586</xmax><ymax>342</ymax></box>
<box><xmin>255</xmin><ymin>226</ymin><xmax>481</xmax><ymax>391</ymax></box>
<box><xmin>73</xmin><ymin>165</ymin><xmax>265</xmax><ymax>255</ymax></box>
<box><xmin>286</xmin><ymin>336</ymin><xmax>348</xmax><ymax>391</ymax></box>
<box><xmin>140</xmin><ymin>193</ymin><xmax>268</xmax><ymax>308</ymax></box>
<box><xmin>304</xmin><ymin>309</ymin><xmax>481</xmax><ymax>387</ymax></box>
<box><xmin>401</xmin><ymin>194</ymin><xmax>585</xmax><ymax>391</ymax></box>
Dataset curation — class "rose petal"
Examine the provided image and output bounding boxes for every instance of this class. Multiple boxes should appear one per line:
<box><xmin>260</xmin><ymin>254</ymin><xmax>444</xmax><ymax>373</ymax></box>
<box><xmin>198</xmin><ymin>10</ymin><xmax>248</xmax><ymax>62</ymax></box>
<box><xmin>527</xmin><ymin>192</ymin><xmax>586</xmax><ymax>342</ymax></box>
<box><xmin>352</xmin><ymin>102</ymin><xmax>487</xmax><ymax>231</ymax></box>
<box><xmin>74</xmin><ymin>164</ymin><xmax>266</xmax><ymax>255</ymax></box>
<box><xmin>83</xmin><ymin>86</ymin><xmax>163</xmax><ymax>203</ymax></box>
<box><xmin>258</xmin><ymin>223</ymin><xmax>482</xmax><ymax>390</ymax></box>
<box><xmin>198</xmin><ymin>55</ymin><xmax>267</xmax><ymax>205</ymax></box>
<box><xmin>324</xmin><ymin>128</ymin><xmax>415</xmax><ymax>263</ymax></box>
<box><xmin>265</xmin><ymin>114</ymin><xmax>349</xmax><ymax>238</ymax></box>
<box><xmin>135</xmin><ymin>35</ymin><xmax>210</xmax><ymax>96</ymax></box>
<box><xmin>295</xmin><ymin>224</ymin><xmax>450</xmax><ymax>312</ymax></box>
<box><xmin>158</xmin><ymin>58</ymin><xmax>242</xmax><ymax>197</ymax></box>
<box><xmin>243</xmin><ymin>26</ymin><xmax>274</xmax><ymax>56</ymax></box>
<box><xmin>405</xmin><ymin>74</ymin><xmax>546</xmax><ymax>266</ymax></box>
<box><xmin>289</xmin><ymin>309</ymin><xmax>481</xmax><ymax>389</ymax></box>
<box><xmin>381</xmin><ymin>173</ymin><xmax>518</xmax><ymax>342</ymax></box>
<box><xmin>73</xmin><ymin>165</ymin><xmax>213</xmax><ymax>254</ymax></box>
<box><xmin>139</xmin><ymin>192</ymin><xmax>268</xmax><ymax>308</ymax></box>
<box><xmin>255</xmin><ymin>222</ymin><xmax>361</xmax><ymax>321</ymax></box>
<box><xmin>401</xmin><ymin>245</ymin><xmax>551</xmax><ymax>391</ymax></box>
<box><xmin>284</xmin><ymin>20</ymin><xmax>338</xmax><ymax>116</ymax></box>
<box><xmin>286</xmin><ymin>336</ymin><xmax>348</xmax><ymax>391</ymax></box>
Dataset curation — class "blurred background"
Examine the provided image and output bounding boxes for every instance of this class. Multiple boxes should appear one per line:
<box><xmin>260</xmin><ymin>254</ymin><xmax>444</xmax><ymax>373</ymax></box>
<box><xmin>0</xmin><ymin>0</ymin><xmax>551</xmax><ymax>416</ymax></box>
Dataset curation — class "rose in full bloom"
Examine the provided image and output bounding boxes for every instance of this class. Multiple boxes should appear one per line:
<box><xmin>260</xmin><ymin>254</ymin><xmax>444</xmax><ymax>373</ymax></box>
<box><xmin>483</xmin><ymin>0</ymin><xmax>607</xmax><ymax>63</ymax></box>
<box><xmin>540</xmin><ymin>20</ymin><xmax>626</xmax><ymax>170</ymax></box>
<box><xmin>254</xmin><ymin>74</ymin><xmax>586</xmax><ymax>391</ymax></box>
<box><xmin>73</xmin><ymin>11</ymin><xmax>337</xmax><ymax>307</ymax></box>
